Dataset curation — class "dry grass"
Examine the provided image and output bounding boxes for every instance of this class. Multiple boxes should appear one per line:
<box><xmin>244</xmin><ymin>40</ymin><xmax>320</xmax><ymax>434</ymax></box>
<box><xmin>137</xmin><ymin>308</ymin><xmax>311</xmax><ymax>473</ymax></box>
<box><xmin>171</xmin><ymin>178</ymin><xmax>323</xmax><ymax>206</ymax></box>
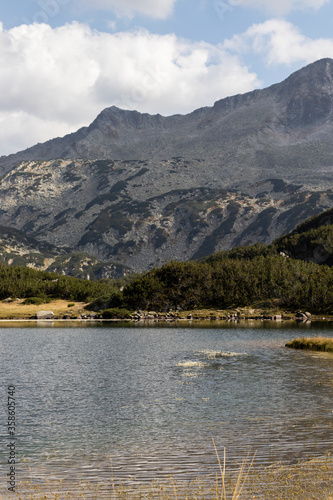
<box><xmin>246</xmin><ymin>454</ymin><xmax>333</xmax><ymax>499</ymax></box>
<box><xmin>286</xmin><ymin>337</ymin><xmax>333</xmax><ymax>352</ymax></box>
<box><xmin>0</xmin><ymin>299</ymin><xmax>90</xmax><ymax>319</ymax></box>
<box><xmin>0</xmin><ymin>442</ymin><xmax>256</xmax><ymax>500</ymax></box>
<box><xmin>2</xmin><ymin>450</ymin><xmax>332</xmax><ymax>500</ymax></box>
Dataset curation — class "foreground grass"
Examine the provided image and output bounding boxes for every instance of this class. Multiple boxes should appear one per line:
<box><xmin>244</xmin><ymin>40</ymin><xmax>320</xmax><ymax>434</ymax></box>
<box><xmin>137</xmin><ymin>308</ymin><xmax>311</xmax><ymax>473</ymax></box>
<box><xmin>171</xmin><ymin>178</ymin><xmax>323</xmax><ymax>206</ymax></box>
<box><xmin>286</xmin><ymin>337</ymin><xmax>333</xmax><ymax>352</ymax></box>
<box><xmin>4</xmin><ymin>453</ymin><xmax>333</xmax><ymax>499</ymax></box>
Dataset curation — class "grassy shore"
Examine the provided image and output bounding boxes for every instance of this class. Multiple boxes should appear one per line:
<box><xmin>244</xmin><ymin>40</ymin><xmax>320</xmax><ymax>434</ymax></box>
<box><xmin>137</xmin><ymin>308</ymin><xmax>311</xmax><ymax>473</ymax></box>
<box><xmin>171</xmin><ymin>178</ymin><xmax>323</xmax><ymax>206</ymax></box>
<box><xmin>286</xmin><ymin>337</ymin><xmax>333</xmax><ymax>352</ymax></box>
<box><xmin>1</xmin><ymin>300</ymin><xmax>333</xmax><ymax>322</ymax></box>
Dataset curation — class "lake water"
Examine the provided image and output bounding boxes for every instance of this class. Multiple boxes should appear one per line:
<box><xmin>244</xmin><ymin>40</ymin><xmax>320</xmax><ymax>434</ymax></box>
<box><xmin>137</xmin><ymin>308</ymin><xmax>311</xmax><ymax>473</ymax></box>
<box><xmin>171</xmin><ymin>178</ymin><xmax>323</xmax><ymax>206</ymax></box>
<box><xmin>0</xmin><ymin>320</ymin><xmax>332</xmax><ymax>497</ymax></box>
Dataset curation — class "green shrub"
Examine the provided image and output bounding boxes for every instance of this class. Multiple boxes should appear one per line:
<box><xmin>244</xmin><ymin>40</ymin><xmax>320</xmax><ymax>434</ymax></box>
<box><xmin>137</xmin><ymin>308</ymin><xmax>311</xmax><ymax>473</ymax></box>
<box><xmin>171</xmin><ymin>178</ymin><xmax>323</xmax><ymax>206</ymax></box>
<box><xmin>101</xmin><ymin>308</ymin><xmax>132</xmax><ymax>319</ymax></box>
<box><xmin>87</xmin><ymin>291</ymin><xmax>124</xmax><ymax>311</ymax></box>
<box><xmin>24</xmin><ymin>296</ymin><xmax>50</xmax><ymax>305</ymax></box>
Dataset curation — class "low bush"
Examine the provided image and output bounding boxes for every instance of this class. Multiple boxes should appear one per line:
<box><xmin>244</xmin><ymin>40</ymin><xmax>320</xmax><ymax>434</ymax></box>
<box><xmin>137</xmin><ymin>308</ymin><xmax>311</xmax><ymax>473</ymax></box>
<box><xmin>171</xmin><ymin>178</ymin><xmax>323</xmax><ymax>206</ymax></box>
<box><xmin>101</xmin><ymin>308</ymin><xmax>132</xmax><ymax>319</ymax></box>
<box><xmin>23</xmin><ymin>296</ymin><xmax>50</xmax><ymax>305</ymax></box>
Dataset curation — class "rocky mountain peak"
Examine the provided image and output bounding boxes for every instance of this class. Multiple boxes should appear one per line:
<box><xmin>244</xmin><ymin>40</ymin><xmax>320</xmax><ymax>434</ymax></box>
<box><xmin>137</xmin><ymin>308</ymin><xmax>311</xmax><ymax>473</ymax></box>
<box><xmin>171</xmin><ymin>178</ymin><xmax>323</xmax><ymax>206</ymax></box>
<box><xmin>280</xmin><ymin>58</ymin><xmax>333</xmax><ymax>90</ymax></box>
<box><xmin>90</xmin><ymin>106</ymin><xmax>165</xmax><ymax>132</ymax></box>
<box><xmin>274</xmin><ymin>58</ymin><xmax>333</xmax><ymax>129</ymax></box>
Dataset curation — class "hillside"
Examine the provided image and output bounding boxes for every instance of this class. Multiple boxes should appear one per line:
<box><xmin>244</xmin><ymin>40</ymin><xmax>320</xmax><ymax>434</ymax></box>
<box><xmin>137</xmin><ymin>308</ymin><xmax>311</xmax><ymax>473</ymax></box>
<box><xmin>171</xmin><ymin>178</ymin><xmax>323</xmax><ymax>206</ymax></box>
<box><xmin>0</xmin><ymin>59</ymin><xmax>332</xmax><ymax>275</ymax></box>
<box><xmin>205</xmin><ymin>206</ymin><xmax>333</xmax><ymax>266</ymax></box>
<box><xmin>0</xmin><ymin>224</ymin><xmax>129</xmax><ymax>279</ymax></box>
<box><xmin>275</xmin><ymin>208</ymin><xmax>333</xmax><ymax>265</ymax></box>
<box><xmin>0</xmin><ymin>159</ymin><xmax>330</xmax><ymax>272</ymax></box>
<box><xmin>102</xmin><ymin>209</ymin><xmax>333</xmax><ymax>314</ymax></box>
<box><xmin>2</xmin><ymin>208</ymin><xmax>333</xmax><ymax>316</ymax></box>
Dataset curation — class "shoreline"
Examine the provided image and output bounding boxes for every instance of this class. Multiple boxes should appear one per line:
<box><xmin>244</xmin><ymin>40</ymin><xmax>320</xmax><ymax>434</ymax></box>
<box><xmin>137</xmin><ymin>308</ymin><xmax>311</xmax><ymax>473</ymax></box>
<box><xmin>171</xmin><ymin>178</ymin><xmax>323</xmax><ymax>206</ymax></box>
<box><xmin>1</xmin><ymin>298</ymin><xmax>333</xmax><ymax>323</ymax></box>
<box><xmin>0</xmin><ymin>315</ymin><xmax>332</xmax><ymax>323</ymax></box>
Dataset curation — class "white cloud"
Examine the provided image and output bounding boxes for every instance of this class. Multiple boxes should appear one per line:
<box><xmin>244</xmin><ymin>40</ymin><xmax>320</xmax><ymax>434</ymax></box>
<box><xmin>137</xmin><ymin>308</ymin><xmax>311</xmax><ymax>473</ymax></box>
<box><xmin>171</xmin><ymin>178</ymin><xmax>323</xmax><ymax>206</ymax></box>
<box><xmin>230</xmin><ymin>0</ymin><xmax>330</xmax><ymax>15</ymax></box>
<box><xmin>225</xmin><ymin>19</ymin><xmax>333</xmax><ymax>66</ymax></box>
<box><xmin>0</xmin><ymin>22</ymin><xmax>260</xmax><ymax>156</ymax></box>
<box><xmin>80</xmin><ymin>0</ymin><xmax>177</xmax><ymax>19</ymax></box>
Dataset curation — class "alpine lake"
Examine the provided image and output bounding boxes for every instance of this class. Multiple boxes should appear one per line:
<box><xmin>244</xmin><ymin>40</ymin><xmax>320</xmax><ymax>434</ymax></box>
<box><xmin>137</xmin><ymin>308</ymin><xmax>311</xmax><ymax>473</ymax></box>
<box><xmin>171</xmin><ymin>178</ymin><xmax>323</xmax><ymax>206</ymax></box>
<box><xmin>0</xmin><ymin>319</ymin><xmax>332</xmax><ymax>498</ymax></box>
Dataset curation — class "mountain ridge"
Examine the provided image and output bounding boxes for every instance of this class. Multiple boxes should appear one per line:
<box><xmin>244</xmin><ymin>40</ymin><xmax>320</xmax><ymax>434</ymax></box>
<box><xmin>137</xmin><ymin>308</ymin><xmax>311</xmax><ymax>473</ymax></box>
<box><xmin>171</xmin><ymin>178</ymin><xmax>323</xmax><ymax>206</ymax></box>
<box><xmin>1</xmin><ymin>58</ymin><xmax>333</xmax><ymax>190</ymax></box>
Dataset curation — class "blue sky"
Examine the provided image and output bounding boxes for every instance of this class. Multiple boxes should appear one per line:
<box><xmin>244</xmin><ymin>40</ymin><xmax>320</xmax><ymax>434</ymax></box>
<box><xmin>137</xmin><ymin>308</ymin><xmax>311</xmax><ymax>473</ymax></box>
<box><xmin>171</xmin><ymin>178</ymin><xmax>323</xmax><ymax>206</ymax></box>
<box><xmin>0</xmin><ymin>0</ymin><xmax>332</xmax><ymax>155</ymax></box>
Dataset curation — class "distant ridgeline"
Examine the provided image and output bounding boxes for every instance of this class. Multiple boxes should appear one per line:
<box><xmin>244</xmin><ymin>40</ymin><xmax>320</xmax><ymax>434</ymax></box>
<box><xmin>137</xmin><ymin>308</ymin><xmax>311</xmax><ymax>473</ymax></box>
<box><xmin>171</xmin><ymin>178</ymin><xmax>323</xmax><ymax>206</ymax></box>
<box><xmin>86</xmin><ymin>208</ymin><xmax>333</xmax><ymax>315</ymax></box>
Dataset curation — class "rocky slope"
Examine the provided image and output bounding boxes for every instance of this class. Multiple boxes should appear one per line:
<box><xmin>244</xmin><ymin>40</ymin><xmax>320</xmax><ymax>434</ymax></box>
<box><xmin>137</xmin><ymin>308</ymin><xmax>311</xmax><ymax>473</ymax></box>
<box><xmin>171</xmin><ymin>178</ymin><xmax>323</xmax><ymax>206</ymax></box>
<box><xmin>0</xmin><ymin>158</ymin><xmax>331</xmax><ymax>273</ymax></box>
<box><xmin>0</xmin><ymin>59</ymin><xmax>332</xmax><ymax>276</ymax></box>
<box><xmin>1</xmin><ymin>58</ymin><xmax>333</xmax><ymax>190</ymax></box>
<box><xmin>0</xmin><ymin>223</ymin><xmax>129</xmax><ymax>279</ymax></box>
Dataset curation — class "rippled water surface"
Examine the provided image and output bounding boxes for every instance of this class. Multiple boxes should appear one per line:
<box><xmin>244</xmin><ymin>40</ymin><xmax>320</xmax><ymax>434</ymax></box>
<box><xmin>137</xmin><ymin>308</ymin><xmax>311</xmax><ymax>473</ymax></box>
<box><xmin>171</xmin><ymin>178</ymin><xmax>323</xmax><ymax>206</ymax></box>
<box><xmin>0</xmin><ymin>321</ymin><xmax>332</xmax><ymax>495</ymax></box>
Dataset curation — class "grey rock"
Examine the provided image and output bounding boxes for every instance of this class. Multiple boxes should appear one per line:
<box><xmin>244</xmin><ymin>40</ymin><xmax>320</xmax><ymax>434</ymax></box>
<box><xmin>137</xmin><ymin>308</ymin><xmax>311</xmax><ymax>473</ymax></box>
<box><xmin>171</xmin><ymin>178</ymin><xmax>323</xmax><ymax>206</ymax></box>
<box><xmin>36</xmin><ymin>311</ymin><xmax>54</xmax><ymax>320</ymax></box>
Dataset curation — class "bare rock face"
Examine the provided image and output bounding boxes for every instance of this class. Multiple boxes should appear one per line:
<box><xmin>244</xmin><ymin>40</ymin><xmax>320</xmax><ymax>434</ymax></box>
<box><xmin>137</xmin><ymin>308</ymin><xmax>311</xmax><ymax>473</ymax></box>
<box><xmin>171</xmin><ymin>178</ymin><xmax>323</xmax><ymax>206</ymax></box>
<box><xmin>0</xmin><ymin>59</ymin><xmax>332</xmax><ymax>276</ymax></box>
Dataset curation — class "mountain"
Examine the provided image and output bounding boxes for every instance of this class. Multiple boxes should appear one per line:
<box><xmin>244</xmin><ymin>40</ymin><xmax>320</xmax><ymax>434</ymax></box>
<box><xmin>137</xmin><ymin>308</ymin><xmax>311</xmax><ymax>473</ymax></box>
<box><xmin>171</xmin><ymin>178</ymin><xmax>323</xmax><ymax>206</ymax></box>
<box><xmin>0</xmin><ymin>58</ymin><xmax>332</xmax><ymax>276</ymax></box>
<box><xmin>2</xmin><ymin>58</ymin><xmax>333</xmax><ymax>189</ymax></box>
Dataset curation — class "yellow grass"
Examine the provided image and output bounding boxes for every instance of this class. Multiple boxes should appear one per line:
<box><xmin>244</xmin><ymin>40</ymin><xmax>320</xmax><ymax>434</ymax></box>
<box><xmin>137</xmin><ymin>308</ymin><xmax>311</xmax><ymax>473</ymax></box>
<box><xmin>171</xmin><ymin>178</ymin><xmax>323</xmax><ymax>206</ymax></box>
<box><xmin>286</xmin><ymin>337</ymin><xmax>333</xmax><ymax>352</ymax></box>
<box><xmin>0</xmin><ymin>299</ymin><xmax>90</xmax><ymax>319</ymax></box>
<box><xmin>2</xmin><ymin>454</ymin><xmax>333</xmax><ymax>500</ymax></box>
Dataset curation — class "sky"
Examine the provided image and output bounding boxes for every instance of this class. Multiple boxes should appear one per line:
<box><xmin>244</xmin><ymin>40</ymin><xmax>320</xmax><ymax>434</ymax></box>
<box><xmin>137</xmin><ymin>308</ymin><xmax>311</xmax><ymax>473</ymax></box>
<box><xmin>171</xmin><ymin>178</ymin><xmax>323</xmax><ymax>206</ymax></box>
<box><xmin>0</xmin><ymin>0</ymin><xmax>332</xmax><ymax>156</ymax></box>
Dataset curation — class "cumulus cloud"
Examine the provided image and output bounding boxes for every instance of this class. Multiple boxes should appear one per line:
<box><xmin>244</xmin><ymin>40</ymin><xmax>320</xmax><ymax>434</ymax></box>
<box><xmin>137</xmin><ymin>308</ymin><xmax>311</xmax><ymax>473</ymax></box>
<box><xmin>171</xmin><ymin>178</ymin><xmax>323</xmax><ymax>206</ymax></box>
<box><xmin>80</xmin><ymin>0</ymin><xmax>177</xmax><ymax>19</ymax></box>
<box><xmin>225</xmin><ymin>19</ymin><xmax>333</xmax><ymax>66</ymax></box>
<box><xmin>0</xmin><ymin>22</ymin><xmax>260</xmax><ymax>156</ymax></box>
<box><xmin>230</xmin><ymin>0</ymin><xmax>330</xmax><ymax>15</ymax></box>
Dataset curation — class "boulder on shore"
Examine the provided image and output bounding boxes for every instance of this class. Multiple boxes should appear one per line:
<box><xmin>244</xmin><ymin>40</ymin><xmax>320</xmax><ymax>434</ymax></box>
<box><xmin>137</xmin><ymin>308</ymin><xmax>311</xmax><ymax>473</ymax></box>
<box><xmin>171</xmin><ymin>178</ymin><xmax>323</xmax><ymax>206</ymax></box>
<box><xmin>36</xmin><ymin>311</ymin><xmax>55</xmax><ymax>320</ymax></box>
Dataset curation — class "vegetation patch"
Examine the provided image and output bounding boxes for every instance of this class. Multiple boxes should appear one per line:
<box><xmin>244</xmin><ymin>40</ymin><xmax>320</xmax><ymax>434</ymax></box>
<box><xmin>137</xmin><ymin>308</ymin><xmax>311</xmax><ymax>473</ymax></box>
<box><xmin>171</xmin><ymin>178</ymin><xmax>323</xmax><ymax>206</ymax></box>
<box><xmin>0</xmin><ymin>265</ymin><xmax>115</xmax><ymax>303</ymax></box>
<box><xmin>153</xmin><ymin>228</ymin><xmax>168</xmax><ymax>248</ymax></box>
<box><xmin>23</xmin><ymin>296</ymin><xmax>51</xmax><ymax>305</ymax></box>
<box><xmin>111</xmin><ymin>253</ymin><xmax>333</xmax><ymax>313</ymax></box>
<box><xmin>63</xmin><ymin>172</ymin><xmax>82</xmax><ymax>183</ymax></box>
<box><xmin>101</xmin><ymin>307</ymin><xmax>132</xmax><ymax>319</ymax></box>
<box><xmin>286</xmin><ymin>337</ymin><xmax>333</xmax><ymax>352</ymax></box>
<box><xmin>84</xmin><ymin>193</ymin><xmax>117</xmax><ymax>212</ymax></box>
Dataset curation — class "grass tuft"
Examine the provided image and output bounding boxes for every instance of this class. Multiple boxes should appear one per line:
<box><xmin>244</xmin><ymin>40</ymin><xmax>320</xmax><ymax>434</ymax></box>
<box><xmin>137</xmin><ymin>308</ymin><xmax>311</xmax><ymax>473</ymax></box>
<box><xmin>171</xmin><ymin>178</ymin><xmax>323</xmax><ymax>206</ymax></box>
<box><xmin>286</xmin><ymin>337</ymin><xmax>333</xmax><ymax>352</ymax></box>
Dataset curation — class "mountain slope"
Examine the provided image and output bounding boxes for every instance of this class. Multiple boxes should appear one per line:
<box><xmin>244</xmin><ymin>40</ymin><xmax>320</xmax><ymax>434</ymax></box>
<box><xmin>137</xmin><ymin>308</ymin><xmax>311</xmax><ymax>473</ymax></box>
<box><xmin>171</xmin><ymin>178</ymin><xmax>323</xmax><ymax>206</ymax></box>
<box><xmin>0</xmin><ymin>223</ymin><xmax>129</xmax><ymax>279</ymax></box>
<box><xmin>0</xmin><ymin>158</ymin><xmax>330</xmax><ymax>272</ymax></box>
<box><xmin>1</xmin><ymin>59</ymin><xmax>333</xmax><ymax>190</ymax></box>
<box><xmin>275</xmin><ymin>208</ymin><xmax>333</xmax><ymax>265</ymax></box>
<box><xmin>0</xmin><ymin>59</ymin><xmax>332</xmax><ymax>275</ymax></box>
